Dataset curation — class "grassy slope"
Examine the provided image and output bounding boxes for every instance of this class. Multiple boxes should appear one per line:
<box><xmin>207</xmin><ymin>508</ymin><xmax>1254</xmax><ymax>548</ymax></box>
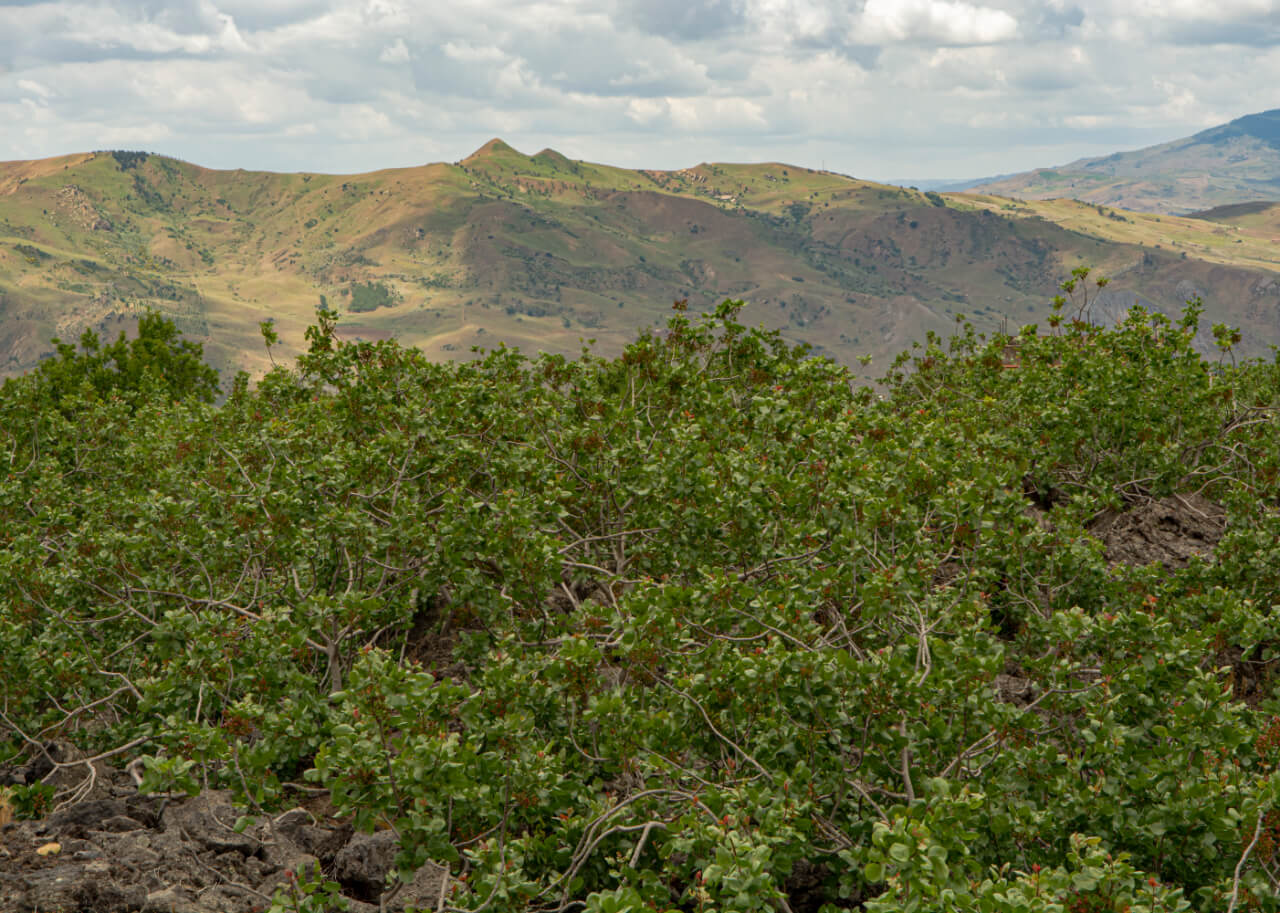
<box><xmin>2</xmin><ymin>144</ymin><xmax>1279</xmax><ymax>380</ymax></box>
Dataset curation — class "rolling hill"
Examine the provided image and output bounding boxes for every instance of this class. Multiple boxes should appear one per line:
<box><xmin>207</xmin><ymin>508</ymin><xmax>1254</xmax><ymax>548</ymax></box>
<box><xmin>969</xmin><ymin>108</ymin><xmax>1280</xmax><ymax>214</ymax></box>
<box><xmin>2</xmin><ymin>142</ymin><xmax>1280</xmax><ymax>381</ymax></box>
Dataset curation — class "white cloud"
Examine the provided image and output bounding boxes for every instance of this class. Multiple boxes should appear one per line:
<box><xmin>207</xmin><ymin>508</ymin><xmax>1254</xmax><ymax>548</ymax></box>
<box><xmin>859</xmin><ymin>0</ymin><xmax>1019</xmax><ymax>45</ymax></box>
<box><xmin>379</xmin><ymin>38</ymin><xmax>410</xmax><ymax>63</ymax></box>
<box><xmin>95</xmin><ymin>121</ymin><xmax>177</xmax><ymax>144</ymax></box>
<box><xmin>441</xmin><ymin>41</ymin><xmax>508</xmax><ymax>64</ymax></box>
<box><xmin>626</xmin><ymin>97</ymin><xmax>667</xmax><ymax>124</ymax></box>
<box><xmin>17</xmin><ymin>78</ymin><xmax>52</xmax><ymax>98</ymax></box>
<box><xmin>626</xmin><ymin>95</ymin><xmax>768</xmax><ymax>131</ymax></box>
<box><xmin>0</xmin><ymin>0</ymin><xmax>1275</xmax><ymax>179</ymax></box>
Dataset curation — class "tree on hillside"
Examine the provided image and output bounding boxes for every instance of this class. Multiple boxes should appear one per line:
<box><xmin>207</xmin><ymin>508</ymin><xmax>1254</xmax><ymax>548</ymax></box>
<box><xmin>20</xmin><ymin>310</ymin><xmax>220</xmax><ymax>408</ymax></box>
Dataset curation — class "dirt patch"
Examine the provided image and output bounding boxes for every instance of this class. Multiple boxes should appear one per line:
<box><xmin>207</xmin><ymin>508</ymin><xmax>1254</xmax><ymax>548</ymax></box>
<box><xmin>334</xmin><ymin>325</ymin><xmax>395</xmax><ymax>341</ymax></box>
<box><xmin>0</xmin><ymin>750</ymin><xmax>444</xmax><ymax>913</ymax></box>
<box><xmin>1089</xmin><ymin>493</ymin><xmax>1225</xmax><ymax>569</ymax></box>
<box><xmin>55</xmin><ymin>185</ymin><xmax>113</xmax><ymax>232</ymax></box>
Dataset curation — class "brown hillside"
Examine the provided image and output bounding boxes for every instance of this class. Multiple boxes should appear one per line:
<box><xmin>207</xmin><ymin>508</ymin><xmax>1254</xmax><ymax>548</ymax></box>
<box><xmin>1</xmin><ymin>145</ymin><xmax>1278</xmax><ymax>380</ymax></box>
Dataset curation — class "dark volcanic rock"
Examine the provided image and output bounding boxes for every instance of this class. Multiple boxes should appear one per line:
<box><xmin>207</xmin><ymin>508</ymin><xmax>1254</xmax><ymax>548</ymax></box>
<box><xmin>332</xmin><ymin>829</ymin><xmax>448</xmax><ymax>911</ymax></box>
<box><xmin>333</xmin><ymin>830</ymin><xmax>400</xmax><ymax>899</ymax></box>
<box><xmin>273</xmin><ymin>806</ymin><xmax>351</xmax><ymax>862</ymax></box>
<box><xmin>44</xmin><ymin>799</ymin><xmax>128</xmax><ymax>837</ymax></box>
<box><xmin>139</xmin><ymin>886</ymin><xmax>197</xmax><ymax>913</ymax></box>
<box><xmin>160</xmin><ymin>791</ymin><xmax>259</xmax><ymax>856</ymax></box>
<box><xmin>99</xmin><ymin>814</ymin><xmax>147</xmax><ymax>833</ymax></box>
<box><xmin>15</xmin><ymin>861</ymin><xmax>147</xmax><ymax>913</ymax></box>
<box><xmin>0</xmin><ymin>751</ymin><xmax>454</xmax><ymax>913</ymax></box>
<box><xmin>0</xmin><ymin>776</ymin><xmax>445</xmax><ymax>913</ymax></box>
<box><xmin>0</xmin><ymin>741</ymin><xmax>82</xmax><ymax>788</ymax></box>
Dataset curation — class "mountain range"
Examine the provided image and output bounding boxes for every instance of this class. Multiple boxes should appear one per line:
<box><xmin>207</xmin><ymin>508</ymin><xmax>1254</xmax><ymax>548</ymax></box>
<box><xmin>2</xmin><ymin>129</ymin><xmax>1280</xmax><ymax>380</ymax></box>
<box><xmin>969</xmin><ymin>109</ymin><xmax>1280</xmax><ymax>214</ymax></box>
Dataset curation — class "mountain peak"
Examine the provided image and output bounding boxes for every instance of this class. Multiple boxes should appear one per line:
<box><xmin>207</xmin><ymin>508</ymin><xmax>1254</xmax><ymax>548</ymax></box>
<box><xmin>967</xmin><ymin>106</ymin><xmax>1280</xmax><ymax>214</ymax></box>
<box><xmin>531</xmin><ymin>148</ymin><xmax>578</xmax><ymax>173</ymax></box>
<box><xmin>462</xmin><ymin>138</ymin><xmax>519</xmax><ymax>164</ymax></box>
<box><xmin>1194</xmin><ymin>108</ymin><xmax>1280</xmax><ymax>149</ymax></box>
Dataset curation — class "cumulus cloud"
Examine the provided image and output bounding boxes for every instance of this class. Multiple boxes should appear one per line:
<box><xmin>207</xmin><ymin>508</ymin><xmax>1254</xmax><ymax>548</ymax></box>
<box><xmin>0</xmin><ymin>0</ymin><xmax>1276</xmax><ymax>179</ymax></box>
<box><xmin>625</xmin><ymin>95</ymin><xmax>767</xmax><ymax>131</ymax></box>
<box><xmin>17</xmin><ymin>78</ymin><xmax>53</xmax><ymax>97</ymax></box>
<box><xmin>623</xmin><ymin>0</ymin><xmax>746</xmax><ymax>40</ymax></box>
<box><xmin>857</xmin><ymin>0</ymin><xmax>1020</xmax><ymax>45</ymax></box>
<box><xmin>379</xmin><ymin>38</ymin><xmax>410</xmax><ymax>63</ymax></box>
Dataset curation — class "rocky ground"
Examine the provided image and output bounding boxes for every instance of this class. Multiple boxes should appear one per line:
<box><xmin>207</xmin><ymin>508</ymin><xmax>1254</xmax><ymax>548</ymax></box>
<box><xmin>0</xmin><ymin>750</ymin><xmax>445</xmax><ymax>913</ymax></box>
<box><xmin>1088</xmin><ymin>491</ymin><xmax>1226</xmax><ymax>569</ymax></box>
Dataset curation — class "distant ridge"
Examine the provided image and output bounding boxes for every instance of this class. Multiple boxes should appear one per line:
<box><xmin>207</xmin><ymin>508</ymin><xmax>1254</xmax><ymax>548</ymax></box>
<box><xmin>969</xmin><ymin>108</ymin><xmax>1280</xmax><ymax>214</ymax></box>
<box><xmin>881</xmin><ymin>174</ymin><xmax>1014</xmax><ymax>193</ymax></box>
<box><xmin>1187</xmin><ymin>201</ymin><xmax>1279</xmax><ymax>221</ymax></box>
<box><xmin>1190</xmin><ymin>108</ymin><xmax>1280</xmax><ymax>149</ymax></box>
<box><xmin>2</xmin><ymin>144</ymin><xmax>1280</xmax><ymax>383</ymax></box>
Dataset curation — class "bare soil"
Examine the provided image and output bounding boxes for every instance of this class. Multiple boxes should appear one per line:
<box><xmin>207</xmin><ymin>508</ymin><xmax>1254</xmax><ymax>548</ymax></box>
<box><xmin>1088</xmin><ymin>492</ymin><xmax>1226</xmax><ymax>569</ymax></box>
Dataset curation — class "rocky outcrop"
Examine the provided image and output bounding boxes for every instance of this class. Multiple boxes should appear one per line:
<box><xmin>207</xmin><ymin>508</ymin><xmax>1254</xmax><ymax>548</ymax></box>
<box><xmin>0</xmin><ymin>757</ymin><xmax>443</xmax><ymax>913</ymax></box>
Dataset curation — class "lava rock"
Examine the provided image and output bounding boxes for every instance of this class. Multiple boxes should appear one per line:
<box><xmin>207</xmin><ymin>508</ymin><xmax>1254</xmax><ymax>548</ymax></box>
<box><xmin>331</xmin><ymin>830</ymin><xmax>447</xmax><ymax>911</ymax></box>
<box><xmin>161</xmin><ymin>791</ymin><xmax>259</xmax><ymax>856</ymax></box>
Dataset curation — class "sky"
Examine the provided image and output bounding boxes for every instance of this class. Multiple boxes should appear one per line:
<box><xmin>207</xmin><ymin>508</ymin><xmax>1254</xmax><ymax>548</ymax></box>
<box><xmin>2</xmin><ymin>0</ymin><xmax>1280</xmax><ymax>181</ymax></box>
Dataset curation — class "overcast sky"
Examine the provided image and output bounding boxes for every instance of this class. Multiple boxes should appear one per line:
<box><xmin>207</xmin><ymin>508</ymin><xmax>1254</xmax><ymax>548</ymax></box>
<box><xmin>3</xmin><ymin>0</ymin><xmax>1279</xmax><ymax>181</ymax></box>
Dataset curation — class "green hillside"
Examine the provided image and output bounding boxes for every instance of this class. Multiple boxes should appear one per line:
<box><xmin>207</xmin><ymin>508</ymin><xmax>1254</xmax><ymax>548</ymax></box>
<box><xmin>971</xmin><ymin>109</ymin><xmax>1280</xmax><ymax>214</ymax></box>
<box><xmin>2</xmin><ymin>144</ymin><xmax>1280</xmax><ymax>381</ymax></box>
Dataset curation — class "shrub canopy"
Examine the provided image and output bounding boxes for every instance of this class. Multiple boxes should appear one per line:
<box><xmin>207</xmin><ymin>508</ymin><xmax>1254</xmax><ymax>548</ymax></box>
<box><xmin>1</xmin><ymin>293</ymin><xmax>1279</xmax><ymax>912</ymax></box>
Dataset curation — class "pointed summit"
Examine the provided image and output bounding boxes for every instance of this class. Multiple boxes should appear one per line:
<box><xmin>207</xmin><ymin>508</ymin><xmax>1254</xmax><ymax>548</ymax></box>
<box><xmin>532</xmin><ymin>148</ymin><xmax>575</xmax><ymax>172</ymax></box>
<box><xmin>462</xmin><ymin>138</ymin><xmax>520</xmax><ymax>165</ymax></box>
